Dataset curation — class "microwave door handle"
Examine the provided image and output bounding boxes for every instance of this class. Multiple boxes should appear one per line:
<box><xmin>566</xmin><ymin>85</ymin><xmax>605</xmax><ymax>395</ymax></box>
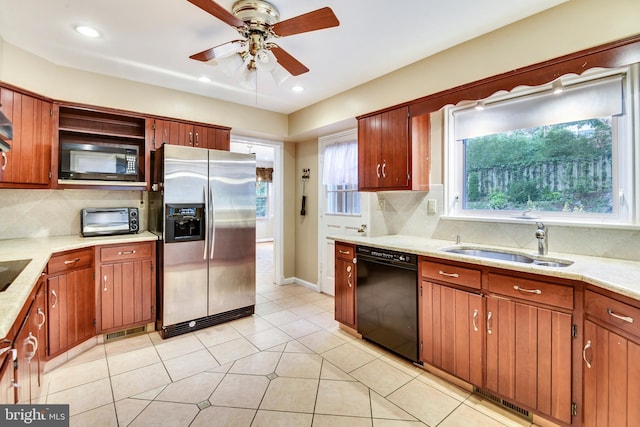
<box><xmin>203</xmin><ymin>185</ymin><xmax>208</xmax><ymax>260</ymax></box>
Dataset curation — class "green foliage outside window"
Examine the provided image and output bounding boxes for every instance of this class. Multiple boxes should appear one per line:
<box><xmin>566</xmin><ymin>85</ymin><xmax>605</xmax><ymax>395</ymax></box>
<box><xmin>463</xmin><ymin>118</ymin><xmax>613</xmax><ymax>213</ymax></box>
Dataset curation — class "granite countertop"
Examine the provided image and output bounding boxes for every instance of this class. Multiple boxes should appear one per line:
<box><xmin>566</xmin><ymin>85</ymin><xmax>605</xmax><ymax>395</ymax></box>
<box><xmin>0</xmin><ymin>232</ymin><xmax>159</xmax><ymax>339</ymax></box>
<box><xmin>331</xmin><ymin>234</ymin><xmax>640</xmax><ymax>301</ymax></box>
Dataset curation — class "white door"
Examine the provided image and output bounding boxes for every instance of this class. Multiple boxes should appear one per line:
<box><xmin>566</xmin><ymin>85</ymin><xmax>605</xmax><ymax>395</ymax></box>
<box><xmin>317</xmin><ymin>130</ymin><xmax>369</xmax><ymax>296</ymax></box>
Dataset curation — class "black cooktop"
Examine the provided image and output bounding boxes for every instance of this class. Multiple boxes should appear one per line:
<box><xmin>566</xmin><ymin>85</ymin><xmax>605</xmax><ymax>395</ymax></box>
<box><xmin>0</xmin><ymin>259</ymin><xmax>31</xmax><ymax>292</ymax></box>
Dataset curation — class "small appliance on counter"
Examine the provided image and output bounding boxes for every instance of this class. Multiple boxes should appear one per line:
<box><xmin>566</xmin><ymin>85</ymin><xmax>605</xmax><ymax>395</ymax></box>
<box><xmin>81</xmin><ymin>207</ymin><xmax>139</xmax><ymax>237</ymax></box>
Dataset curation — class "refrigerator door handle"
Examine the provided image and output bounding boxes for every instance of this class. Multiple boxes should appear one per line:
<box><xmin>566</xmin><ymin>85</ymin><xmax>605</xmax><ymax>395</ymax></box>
<box><xmin>203</xmin><ymin>185</ymin><xmax>208</xmax><ymax>260</ymax></box>
<box><xmin>210</xmin><ymin>185</ymin><xmax>216</xmax><ymax>260</ymax></box>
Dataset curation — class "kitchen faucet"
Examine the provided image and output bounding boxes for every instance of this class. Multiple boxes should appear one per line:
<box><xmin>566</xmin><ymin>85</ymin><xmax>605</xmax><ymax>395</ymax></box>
<box><xmin>535</xmin><ymin>222</ymin><xmax>548</xmax><ymax>255</ymax></box>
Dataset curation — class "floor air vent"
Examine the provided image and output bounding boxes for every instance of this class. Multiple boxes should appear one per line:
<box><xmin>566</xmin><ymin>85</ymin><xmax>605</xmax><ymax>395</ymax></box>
<box><xmin>474</xmin><ymin>388</ymin><xmax>532</xmax><ymax>421</ymax></box>
<box><xmin>105</xmin><ymin>325</ymin><xmax>147</xmax><ymax>342</ymax></box>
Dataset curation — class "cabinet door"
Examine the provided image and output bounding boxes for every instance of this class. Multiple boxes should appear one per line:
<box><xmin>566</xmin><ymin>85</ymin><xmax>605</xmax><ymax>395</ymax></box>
<box><xmin>0</xmin><ymin>353</ymin><xmax>16</xmax><ymax>404</ymax></box>
<box><xmin>47</xmin><ymin>274</ymin><xmax>67</xmax><ymax>356</ymax></box>
<box><xmin>47</xmin><ymin>267</ymin><xmax>95</xmax><ymax>357</ymax></box>
<box><xmin>485</xmin><ymin>296</ymin><xmax>572</xmax><ymax>424</ymax></box>
<box><xmin>357</xmin><ymin>113</ymin><xmax>383</xmax><ymax>190</ymax></box>
<box><xmin>99</xmin><ymin>258</ymin><xmax>154</xmax><ymax>332</ymax></box>
<box><xmin>583</xmin><ymin>320</ymin><xmax>640</xmax><ymax>427</ymax></box>
<box><xmin>379</xmin><ymin>106</ymin><xmax>409</xmax><ymax>189</ymax></box>
<box><xmin>0</xmin><ymin>88</ymin><xmax>52</xmax><ymax>186</ymax></box>
<box><xmin>334</xmin><ymin>257</ymin><xmax>356</xmax><ymax>328</ymax></box>
<box><xmin>420</xmin><ymin>281</ymin><xmax>483</xmax><ymax>385</ymax></box>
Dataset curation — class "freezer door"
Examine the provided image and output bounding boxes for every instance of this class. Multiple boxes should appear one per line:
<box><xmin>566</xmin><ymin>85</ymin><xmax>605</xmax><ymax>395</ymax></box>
<box><xmin>163</xmin><ymin>144</ymin><xmax>209</xmax><ymax>204</ymax></box>
<box><xmin>162</xmin><ymin>145</ymin><xmax>209</xmax><ymax>325</ymax></box>
<box><xmin>208</xmin><ymin>150</ymin><xmax>256</xmax><ymax>315</ymax></box>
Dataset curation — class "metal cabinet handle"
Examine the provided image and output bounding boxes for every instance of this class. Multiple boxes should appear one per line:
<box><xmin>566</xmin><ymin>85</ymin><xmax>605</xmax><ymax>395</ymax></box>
<box><xmin>381</xmin><ymin>161</ymin><xmax>387</xmax><ymax>178</ymax></box>
<box><xmin>118</xmin><ymin>250</ymin><xmax>136</xmax><ymax>255</ymax></box>
<box><xmin>338</xmin><ymin>250</ymin><xmax>350</xmax><ymax>255</ymax></box>
<box><xmin>346</xmin><ymin>265</ymin><xmax>353</xmax><ymax>288</ymax></box>
<box><xmin>189</xmin><ymin>131</ymin><xmax>193</xmax><ymax>145</ymax></box>
<box><xmin>37</xmin><ymin>308</ymin><xmax>46</xmax><ymax>329</ymax></box>
<box><xmin>25</xmin><ymin>332</ymin><xmax>38</xmax><ymax>362</ymax></box>
<box><xmin>473</xmin><ymin>309</ymin><xmax>479</xmax><ymax>332</ymax></box>
<box><xmin>64</xmin><ymin>257</ymin><xmax>80</xmax><ymax>265</ymax></box>
<box><xmin>1</xmin><ymin>152</ymin><xmax>6</xmax><ymax>171</ymax></box>
<box><xmin>487</xmin><ymin>311</ymin><xmax>493</xmax><ymax>335</ymax></box>
<box><xmin>513</xmin><ymin>285</ymin><xmax>542</xmax><ymax>295</ymax></box>
<box><xmin>438</xmin><ymin>270</ymin><xmax>459</xmax><ymax>278</ymax></box>
<box><xmin>103</xmin><ymin>275</ymin><xmax>108</xmax><ymax>292</ymax></box>
<box><xmin>51</xmin><ymin>289</ymin><xmax>57</xmax><ymax>309</ymax></box>
<box><xmin>195</xmin><ymin>132</ymin><xmax>199</xmax><ymax>146</ymax></box>
<box><xmin>607</xmin><ymin>308</ymin><xmax>634</xmax><ymax>323</ymax></box>
<box><xmin>376</xmin><ymin>163</ymin><xmax>381</xmax><ymax>178</ymax></box>
<box><xmin>583</xmin><ymin>340</ymin><xmax>592</xmax><ymax>369</ymax></box>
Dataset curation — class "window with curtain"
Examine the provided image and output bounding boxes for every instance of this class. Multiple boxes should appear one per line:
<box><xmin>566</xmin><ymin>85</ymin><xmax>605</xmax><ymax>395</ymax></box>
<box><xmin>323</xmin><ymin>141</ymin><xmax>360</xmax><ymax>215</ymax></box>
<box><xmin>256</xmin><ymin>167</ymin><xmax>273</xmax><ymax>218</ymax></box>
<box><xmin>446</xmin><ymin>69</ymin><xmax>635</xmax><ymax>223</ymax></box>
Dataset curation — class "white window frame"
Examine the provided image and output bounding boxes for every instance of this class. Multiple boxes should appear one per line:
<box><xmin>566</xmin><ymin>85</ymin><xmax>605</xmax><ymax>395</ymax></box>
<box><xmin>444</xmin><ymin>66</ymin><xmax>638</xmax><ymax>226</ymax></box>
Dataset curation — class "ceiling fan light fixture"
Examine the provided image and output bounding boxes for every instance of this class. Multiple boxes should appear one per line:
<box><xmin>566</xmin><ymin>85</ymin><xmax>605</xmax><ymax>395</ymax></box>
<box><xmin>269</xmin><ymin>64</ymin><xmax>290</xmax><ymax>86</ymax></box>
<box><xmin>216</xmin><ymin>52</ymin><xmax>246</xmax><ymax>77</ymax></box>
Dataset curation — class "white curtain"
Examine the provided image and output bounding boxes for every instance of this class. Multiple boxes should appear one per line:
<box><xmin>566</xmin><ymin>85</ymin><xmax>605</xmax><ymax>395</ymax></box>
<box><xmin>322</xmin><ymin>141</ymin><xmax>358</xmax><ymax>185</ymax></box>
<box><xmin>454</xmin><ymin>74</ymin><xmax>624</xmax><ymax>140</ymax></box>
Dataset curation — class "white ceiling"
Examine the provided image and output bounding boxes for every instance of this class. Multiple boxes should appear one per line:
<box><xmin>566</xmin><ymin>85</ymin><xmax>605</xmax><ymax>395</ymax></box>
<box><xmin>0</xmin><ymin>0</ymin><xmax>566</xmax><ymax>115</ymax></box>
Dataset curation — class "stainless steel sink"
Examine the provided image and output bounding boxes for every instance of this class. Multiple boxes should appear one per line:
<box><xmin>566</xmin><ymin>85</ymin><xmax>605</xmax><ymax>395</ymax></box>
<box><xmin>0</xmin><ymin>259</ymin><xmax>32</xmax><ymax>292</ymax></box>
<box><xmin>441</xmin><ymin>247</ymin><xmax>573</xmax><ymax>267</ymax></box>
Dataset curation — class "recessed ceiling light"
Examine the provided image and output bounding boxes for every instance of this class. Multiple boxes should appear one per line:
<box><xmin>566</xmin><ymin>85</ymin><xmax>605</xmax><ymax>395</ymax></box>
<box><xmin>291</xmin><ymin>85</ymin><xmax>304</xmax><ymax>93</ymax></box>
<box><xmin>75</xmin><ymin>25</ymin><xmax>100</xmax><ymax>38</ymax></box>
<box><xmin>198</xmin><ymin>76</ymin><xmax>211</xmax><ymax>83</ymax></box>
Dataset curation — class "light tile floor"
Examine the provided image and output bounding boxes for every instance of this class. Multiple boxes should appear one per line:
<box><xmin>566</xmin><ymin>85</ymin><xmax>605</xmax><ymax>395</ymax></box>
<box><xmin>42</xmin><ymin>242</ymin><xmax>537</xmax><ymax>426</ymax></box>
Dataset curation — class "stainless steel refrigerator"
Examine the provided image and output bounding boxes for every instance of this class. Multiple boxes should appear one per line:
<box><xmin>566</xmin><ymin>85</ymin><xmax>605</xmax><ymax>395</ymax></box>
<box><xmin>150</xmin><ymin>144</ymin><xmax>256</xmax><ymax>338</ymax></box>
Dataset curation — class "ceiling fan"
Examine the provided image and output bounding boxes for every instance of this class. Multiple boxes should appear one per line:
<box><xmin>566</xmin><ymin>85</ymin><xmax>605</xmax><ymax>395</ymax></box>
<box><xmin>187</xmin><ymin>0</ymin><xmax>340</xmax><ymax>80</ymax></box>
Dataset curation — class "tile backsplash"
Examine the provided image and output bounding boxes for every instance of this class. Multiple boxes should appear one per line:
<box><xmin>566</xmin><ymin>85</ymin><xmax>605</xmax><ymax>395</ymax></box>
<box><xmin>370</xmin><ymin>185</ymin><xmax>640</xmax><ymax>262</ymax></box>
<box><xmin>0</xmin><ymin>189</ymin><xmax>147</xmax><ymax>239</ymax></box>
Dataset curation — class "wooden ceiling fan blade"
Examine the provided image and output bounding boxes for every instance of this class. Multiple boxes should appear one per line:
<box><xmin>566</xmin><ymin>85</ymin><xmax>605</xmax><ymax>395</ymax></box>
<box><xmin>189</xmin><ymin>40</ymin><xmax>244</xmax><ymax>62</ymax></box>
<box><xmin>187</xmin><ymin>0</ymin><xmax>245</xmax><ymax>28</ymax></box>
<box><xmin>271</xmin><ymin>7</ymin><xmax>339</xmax><ymax>37</ymax></box>
<box><xmin>270</xmin><ymin>45</ymin><xmax>309</xmax><ymax>76</ymax></box>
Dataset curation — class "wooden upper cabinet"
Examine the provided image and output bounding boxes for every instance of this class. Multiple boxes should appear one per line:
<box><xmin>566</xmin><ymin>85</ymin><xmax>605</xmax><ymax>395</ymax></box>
<box><xmin>357</xmin><ymin>106</ymin><xmax>429</xmax><ymax>191</ymax></box>
<box><xmin>150</xmin><ymin>118</ymin><xmax>230</xmax><ymax>151</ymax></box>
<box><xmin>0</xmin><ymin>86</ymin><xmax>52</xmax><ymax>188</ymax></box>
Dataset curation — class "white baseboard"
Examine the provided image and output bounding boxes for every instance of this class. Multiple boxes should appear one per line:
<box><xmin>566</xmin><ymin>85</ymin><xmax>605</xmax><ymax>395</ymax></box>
<box><xmin>282</xmin><ymin>276</ymin><xmax>320</xmax><ymax>293</ymax></box>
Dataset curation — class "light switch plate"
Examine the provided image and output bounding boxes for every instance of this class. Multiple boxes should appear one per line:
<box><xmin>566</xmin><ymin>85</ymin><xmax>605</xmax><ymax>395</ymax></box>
<box><xmin>427</xmin><ymin>199</ymin><xmax>437</xmax><ymax>215</ymax></box>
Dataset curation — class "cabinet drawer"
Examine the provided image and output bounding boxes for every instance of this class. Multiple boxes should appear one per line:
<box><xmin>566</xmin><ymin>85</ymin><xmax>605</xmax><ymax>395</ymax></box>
<box><xmin>488</xmin><ymin>273</ymin><xmax>573</xmax><ymax>309</ymax></box>
<box><xmin>100</xmin><ymin>243</ymin><xmax>152</xmax><ymax>263</ymax></box>
<box><xmin>585</xmin><ymin>290</ymin><xmax>640</xmax><ymax>337</ymax></box>
<box><xmin>335</xmin><ymin>243</ymin><xmax>354</xmax><ymax>261</ymax></box>
<box><xmin>421</xmin><ymin>260</ymin><xmax>481</xmax><ymax>289</ymax></box>
<box><xmin>48</xmin><ymin>248</ymin><xmax>93</xmax><ymax>275</ymax></box>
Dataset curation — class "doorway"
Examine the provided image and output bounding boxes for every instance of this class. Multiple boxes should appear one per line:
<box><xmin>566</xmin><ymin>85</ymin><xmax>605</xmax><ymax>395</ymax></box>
<box><xmin>231</xmin><ymin>137</ymin><xmax>283</xmax><ymax>286</ymax></box>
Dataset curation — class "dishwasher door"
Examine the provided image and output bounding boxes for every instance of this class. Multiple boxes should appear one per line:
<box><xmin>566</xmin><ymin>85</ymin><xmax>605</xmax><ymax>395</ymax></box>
<box><xmin>356</xmin><ymin>253</ymin><xmax>419</xmax><ymax>362</ymax></box>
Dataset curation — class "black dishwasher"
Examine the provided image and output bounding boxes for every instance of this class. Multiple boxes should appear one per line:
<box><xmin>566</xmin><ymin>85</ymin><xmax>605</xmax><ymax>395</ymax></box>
<box><xmin>356</xmin><ymin>245</ymin><xmax>419</xmax><ymax>363</ymax></box>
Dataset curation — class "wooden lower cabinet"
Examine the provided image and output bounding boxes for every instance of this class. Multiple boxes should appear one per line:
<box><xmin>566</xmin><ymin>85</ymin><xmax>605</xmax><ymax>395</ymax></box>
<box><xmin>583</xmin><ymin>320</ymin><xmax>640</xmax><ymax>427</ymax></box>
<box><xmin>47</xmin><ymin>248</ymin><xmax>95</xmax><ymax>357</ymax></box>
<box><xmin>14</xmin><ymin>278</ymin><xmax>47</xmax><ymax>403</ymax></box>
<box><xmin>420</xmin><ymin>281</ymin><xmax>483</xmax><ymax>386</ymax></box>
<box><xmin>0</xmin><ymin>352</ymin><xmax>16</xmax><ymax>403</ymax></box>
<box><xmin>96</xmin><ymin>242</ymin><xmax>156</xmax><ymax>333</ymax></box>
<box><xmin>583</xmin><ymin>289</ymin><xmax>640</xmax><ymax>427</ymax></box>
<box><xmin>485</xmin><ymin>295</ymin><xmax>573</xmax><ymax>424</ymax></box>
<box><xmin>334</xmin><ymin>243</ymin><xmax>356</xmax><ymax>329</ymax></box>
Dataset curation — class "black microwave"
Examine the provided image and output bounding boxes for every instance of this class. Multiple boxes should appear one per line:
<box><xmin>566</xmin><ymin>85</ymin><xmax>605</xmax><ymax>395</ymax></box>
<box><xmin>59</xmin><ymin>141</ymin><xmax>139</xmax><ymax>182</ymax></box>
